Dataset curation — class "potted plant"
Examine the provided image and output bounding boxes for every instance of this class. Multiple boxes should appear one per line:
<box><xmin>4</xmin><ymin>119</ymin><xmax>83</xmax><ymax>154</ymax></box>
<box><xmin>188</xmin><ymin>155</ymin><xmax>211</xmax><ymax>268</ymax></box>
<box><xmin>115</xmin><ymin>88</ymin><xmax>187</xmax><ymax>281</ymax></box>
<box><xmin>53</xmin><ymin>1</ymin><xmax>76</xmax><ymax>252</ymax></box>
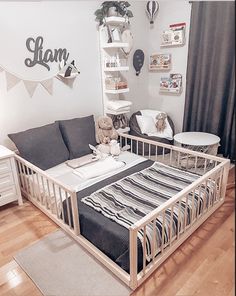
<box><xmin>94</xmin><ymin>1</ymin><xmax>133</xmax><ymax>25</ymax></box>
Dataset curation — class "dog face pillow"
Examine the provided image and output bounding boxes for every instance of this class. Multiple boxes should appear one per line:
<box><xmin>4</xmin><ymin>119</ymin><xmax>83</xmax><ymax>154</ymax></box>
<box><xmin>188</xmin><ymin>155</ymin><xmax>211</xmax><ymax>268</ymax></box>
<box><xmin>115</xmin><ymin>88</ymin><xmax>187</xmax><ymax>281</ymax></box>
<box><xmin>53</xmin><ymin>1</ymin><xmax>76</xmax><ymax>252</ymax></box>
<box><xmin>155</xmin><ymin>112</ymin><xmax>167</xmax><ymax>132</ymax></box>
<box><xmin>96</xmin><ymin>116</ymin><xmax>118</xmax><ymax>144</ymax></box>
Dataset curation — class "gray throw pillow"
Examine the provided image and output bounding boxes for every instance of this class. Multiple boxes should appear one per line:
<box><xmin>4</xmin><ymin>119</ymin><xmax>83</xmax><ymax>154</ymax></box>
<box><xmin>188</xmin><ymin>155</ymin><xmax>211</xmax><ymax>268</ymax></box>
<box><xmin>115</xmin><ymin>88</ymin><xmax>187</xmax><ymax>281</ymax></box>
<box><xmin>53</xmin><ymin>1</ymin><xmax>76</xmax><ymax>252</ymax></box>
<box><xmin>58</xmin><ymin>115</ymin><xmax>96</xmax><ymax>159</ymax></box>
<box><xmin>8</xmin><ymin>122</ymin><xmax>69</xmax><ymax>170</ymax></box>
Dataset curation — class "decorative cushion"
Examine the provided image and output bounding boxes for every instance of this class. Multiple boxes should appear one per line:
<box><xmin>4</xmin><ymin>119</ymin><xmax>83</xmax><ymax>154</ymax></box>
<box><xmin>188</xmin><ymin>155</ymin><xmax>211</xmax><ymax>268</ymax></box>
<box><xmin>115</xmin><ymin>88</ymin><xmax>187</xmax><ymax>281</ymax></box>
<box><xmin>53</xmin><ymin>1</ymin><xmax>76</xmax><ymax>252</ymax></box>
<box><xmin>136</xmin><ymin>115</ymin><xmax>157</xmax><ymax>134</ymax></box>
<box><xmin>140</xmin><ymin>109</ymin><xmax>173</xmax><ymax>140</ymax></box>
<box><xmin>129</xmin><ymin>111</ymin><xmax>175</xmax><ymax>156</ymax></box>
<box><xmin>8</xmin><ymin>122</ymin><xmax>69</xmax><ymax>170</ymax></box>
<box><xmin>58</xmin><ymin>115</ymin><xmax>97</xmax><ymax>159</ymax></box>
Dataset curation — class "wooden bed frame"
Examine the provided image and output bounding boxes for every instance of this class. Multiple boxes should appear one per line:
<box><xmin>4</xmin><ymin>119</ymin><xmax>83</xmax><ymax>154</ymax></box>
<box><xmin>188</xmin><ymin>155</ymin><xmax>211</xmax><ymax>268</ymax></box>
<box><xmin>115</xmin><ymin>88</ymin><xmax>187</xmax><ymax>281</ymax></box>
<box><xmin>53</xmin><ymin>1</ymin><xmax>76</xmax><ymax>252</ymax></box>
<box><xmin>14</xmin><ymin>133</ymin><xmax>230</xmax><ymax>290</ymax></box>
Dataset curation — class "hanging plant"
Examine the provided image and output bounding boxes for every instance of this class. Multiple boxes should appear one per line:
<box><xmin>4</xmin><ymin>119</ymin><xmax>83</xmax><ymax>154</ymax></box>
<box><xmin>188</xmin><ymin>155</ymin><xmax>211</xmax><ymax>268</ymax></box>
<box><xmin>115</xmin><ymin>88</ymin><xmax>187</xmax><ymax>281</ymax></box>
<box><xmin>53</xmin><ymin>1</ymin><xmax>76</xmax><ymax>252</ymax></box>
<box><xmin>94</xmin><ymin>1</ymin><xmax>133</xmax><ymax>26</ymax></box>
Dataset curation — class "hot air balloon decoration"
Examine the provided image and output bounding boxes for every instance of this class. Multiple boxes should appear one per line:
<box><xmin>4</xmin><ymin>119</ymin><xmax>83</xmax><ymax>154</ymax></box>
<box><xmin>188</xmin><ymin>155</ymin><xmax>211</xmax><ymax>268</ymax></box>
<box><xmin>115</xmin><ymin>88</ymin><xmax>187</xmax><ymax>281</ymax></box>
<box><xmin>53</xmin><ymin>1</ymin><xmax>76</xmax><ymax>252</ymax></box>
<box><xmin>133</xmin><ymin>49</ymin><xmax>145</xmax><ymax>76</ymax></box>
<box><xmin>121</xmin><ymin>29</ymin><xmax>134</xmax><ymax>57</ymax></box>
<box><xmin>146</xmin><ymin>1</ymin><xmax>159</xmax><ymax>25</ymax></box>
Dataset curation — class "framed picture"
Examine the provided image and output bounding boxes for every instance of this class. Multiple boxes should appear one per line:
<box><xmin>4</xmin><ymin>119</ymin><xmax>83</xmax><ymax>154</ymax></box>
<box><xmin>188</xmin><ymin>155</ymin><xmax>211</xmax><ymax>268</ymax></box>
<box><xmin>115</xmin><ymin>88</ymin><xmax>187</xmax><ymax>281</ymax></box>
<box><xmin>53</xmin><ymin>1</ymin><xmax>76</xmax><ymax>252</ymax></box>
<box><xmin>149</xmin><ymin>53</ymin><xmax>171</xmax><ymax>70</ymax></box>
<box><xmin>108</xmin><ymin>25</ymin><xmax>122</xmax><ymax>42</ymax></box>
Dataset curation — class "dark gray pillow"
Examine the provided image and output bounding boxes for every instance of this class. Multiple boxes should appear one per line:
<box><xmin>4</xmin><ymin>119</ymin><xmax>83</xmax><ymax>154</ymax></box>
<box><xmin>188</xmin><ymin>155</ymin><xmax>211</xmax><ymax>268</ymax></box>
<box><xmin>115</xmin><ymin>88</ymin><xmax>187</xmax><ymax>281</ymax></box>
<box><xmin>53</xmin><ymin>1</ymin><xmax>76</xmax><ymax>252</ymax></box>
<box><xmin>58</xmin><ymin>115</ymin><xmax>96</xmax><ymax>159</ymax></box>
<box><xmin>8</xmin><ymin>122</ymin><xmax>69</xmax><ymax>170</ymax></box>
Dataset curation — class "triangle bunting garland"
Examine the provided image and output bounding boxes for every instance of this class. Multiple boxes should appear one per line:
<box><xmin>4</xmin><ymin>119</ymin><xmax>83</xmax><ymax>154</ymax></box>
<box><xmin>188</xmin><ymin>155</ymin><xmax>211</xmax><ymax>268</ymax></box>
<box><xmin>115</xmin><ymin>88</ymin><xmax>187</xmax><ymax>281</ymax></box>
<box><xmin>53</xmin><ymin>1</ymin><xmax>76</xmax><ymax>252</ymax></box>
<box><xmin>23</xmin><ymin>80</ymin><xmax>38</xmax><ymax>98</ymax></box>
<box><xmin>0</xmin><ymin>60</ymin><xmax>79</xmax><ymax>97</ymax></box>
<box><xmin>40</xmin><ymin>78</ymin><xmax>53</xmax><ymax>95</ymax></box>
<box><xmin>5</xmin><ymin>72</ymin><xmax>21</xmax><ymax>91</ymax></box>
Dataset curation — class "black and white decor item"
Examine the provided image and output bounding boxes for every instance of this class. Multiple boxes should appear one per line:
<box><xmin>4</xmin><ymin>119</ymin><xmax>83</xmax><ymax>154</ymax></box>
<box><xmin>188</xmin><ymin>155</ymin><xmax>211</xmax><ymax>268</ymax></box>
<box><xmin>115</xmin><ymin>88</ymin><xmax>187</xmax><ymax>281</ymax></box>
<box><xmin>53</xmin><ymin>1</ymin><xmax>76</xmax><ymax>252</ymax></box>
<box><xmin>133</xmin><ymin>49</ymin><xmax>145</xmax><ymax>76</ymax></box>
<box><xmin>146</xmin><ymin>1</ymin><xmax>159</xmax><ymax>25</ymax></box>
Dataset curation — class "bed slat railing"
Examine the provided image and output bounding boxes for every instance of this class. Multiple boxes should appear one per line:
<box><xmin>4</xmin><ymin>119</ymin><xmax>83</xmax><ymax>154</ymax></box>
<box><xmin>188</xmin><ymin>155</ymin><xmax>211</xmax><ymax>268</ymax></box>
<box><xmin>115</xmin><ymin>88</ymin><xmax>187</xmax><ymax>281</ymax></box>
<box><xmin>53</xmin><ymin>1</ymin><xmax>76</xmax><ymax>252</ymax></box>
<box><xmin>119</xmin><ymin>133</ymin><xmax>225</xmax><ymax>175</ymax></box>
<box><xmin>129</xmin><ymin>226</ymin><xmax>138</xmax><ymax>289</ymax></box>
<box><xmin>133</xmin><ymin>163</ymin><xmax>228</xmax><ymax>287</ymax></box>
<box><xmin>119</xmin><ymin>132</ymin><xmax>230</xmax><ymax>289</ymax></box>
<box><xmin>15</xmin><ymin>155</ymin><xmax>80</xmax><ymax>236</ymax></box>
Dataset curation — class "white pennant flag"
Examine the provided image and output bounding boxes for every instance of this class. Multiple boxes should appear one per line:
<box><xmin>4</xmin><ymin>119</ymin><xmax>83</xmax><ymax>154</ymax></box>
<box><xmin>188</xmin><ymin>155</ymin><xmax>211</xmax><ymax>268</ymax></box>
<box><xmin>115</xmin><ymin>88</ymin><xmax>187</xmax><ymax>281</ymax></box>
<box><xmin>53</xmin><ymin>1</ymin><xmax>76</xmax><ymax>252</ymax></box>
<box><xmin>23</xmin><ymin>80</ymin><xmax>38</xmax><ymax>97</ymax></box>
<box><xmin>40</xmin><ymin>78</ymin><xmax>53</xmax><ymax>95</ymax></box>
<box><xmin>5</xmin><ymin>72</ymin><xmax>21</xmax><ymax>91</ymax></box>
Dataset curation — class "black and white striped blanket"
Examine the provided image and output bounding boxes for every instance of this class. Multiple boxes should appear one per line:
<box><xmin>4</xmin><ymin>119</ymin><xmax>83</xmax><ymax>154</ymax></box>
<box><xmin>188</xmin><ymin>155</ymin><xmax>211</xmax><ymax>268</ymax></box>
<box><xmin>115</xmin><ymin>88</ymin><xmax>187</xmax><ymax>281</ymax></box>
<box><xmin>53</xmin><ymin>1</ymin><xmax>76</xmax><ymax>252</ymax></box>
<box><xmin>81</xmin><ymin>162</ymin><xmax>213</xmax><ymax>258</ymax></box>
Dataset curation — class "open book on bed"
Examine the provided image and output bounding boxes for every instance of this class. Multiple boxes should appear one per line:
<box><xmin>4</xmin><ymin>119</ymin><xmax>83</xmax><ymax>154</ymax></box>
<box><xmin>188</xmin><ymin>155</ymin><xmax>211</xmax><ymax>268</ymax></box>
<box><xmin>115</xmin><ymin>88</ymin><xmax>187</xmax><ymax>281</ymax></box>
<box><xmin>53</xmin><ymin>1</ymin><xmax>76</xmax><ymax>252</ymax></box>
<box><xmin>73</xmin><ymin>156</ymin><xmax>125</xmax><ymax>179</ymax></box>
<box><xmin>65</xmin><ymin>154</ymin><xmax>98</xmax><ymax>169</ymax></box>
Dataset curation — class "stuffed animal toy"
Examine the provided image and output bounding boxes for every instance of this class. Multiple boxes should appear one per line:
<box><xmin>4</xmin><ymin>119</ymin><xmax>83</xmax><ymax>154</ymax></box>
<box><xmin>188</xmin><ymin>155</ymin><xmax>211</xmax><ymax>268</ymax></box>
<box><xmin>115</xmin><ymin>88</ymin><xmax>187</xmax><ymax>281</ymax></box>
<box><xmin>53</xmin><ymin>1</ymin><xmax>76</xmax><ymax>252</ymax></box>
<box><xmin>155</xmin><ymin>112</ymin><xmax>167</xmax><ymax>132</ymax></box>
<box><xmin>96</xmin><ymin>140</ymin><xmax>121</xmax><ymax>156</ymax></box>
<box><xmin>96</xmin><ymin>116</ymin><xmax>118</xmax><ymax>144</ymax></box>
<box><xmin>111</xmin><ymin>114</ymin><xmax>129</xmax><ymax>129</ymax></box>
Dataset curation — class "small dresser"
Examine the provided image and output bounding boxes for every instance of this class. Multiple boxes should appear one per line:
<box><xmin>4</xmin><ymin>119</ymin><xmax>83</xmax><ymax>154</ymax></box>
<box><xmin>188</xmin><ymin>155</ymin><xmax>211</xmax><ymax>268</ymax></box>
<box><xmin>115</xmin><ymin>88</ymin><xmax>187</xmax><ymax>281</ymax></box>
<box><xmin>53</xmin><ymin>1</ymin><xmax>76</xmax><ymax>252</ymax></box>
<box><xmin>0</xmin><ymin>145</ymin><xmax>22</xmax><ymax>206</ymax></box>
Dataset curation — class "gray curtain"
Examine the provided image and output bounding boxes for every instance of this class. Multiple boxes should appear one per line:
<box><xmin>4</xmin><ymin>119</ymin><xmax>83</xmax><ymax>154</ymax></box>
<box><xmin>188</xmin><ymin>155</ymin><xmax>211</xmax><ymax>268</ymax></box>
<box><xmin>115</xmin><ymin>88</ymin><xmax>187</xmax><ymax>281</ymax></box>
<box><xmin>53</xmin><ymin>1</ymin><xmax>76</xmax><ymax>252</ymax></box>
<box><xmin>183</xmin><ymin>1</ymin><xmax>235</xmax><ymax>161</ymax></box>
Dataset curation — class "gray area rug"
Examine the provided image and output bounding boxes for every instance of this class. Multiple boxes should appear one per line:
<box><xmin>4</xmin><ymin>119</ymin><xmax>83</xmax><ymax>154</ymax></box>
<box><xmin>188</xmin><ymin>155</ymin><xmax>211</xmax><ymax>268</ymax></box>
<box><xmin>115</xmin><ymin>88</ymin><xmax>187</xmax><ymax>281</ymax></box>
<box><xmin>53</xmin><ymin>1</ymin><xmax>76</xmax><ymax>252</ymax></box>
<box><xmin>14</xmin><ymin>230</ymin><xmax>131</xmax><ymax>296</ymax></box>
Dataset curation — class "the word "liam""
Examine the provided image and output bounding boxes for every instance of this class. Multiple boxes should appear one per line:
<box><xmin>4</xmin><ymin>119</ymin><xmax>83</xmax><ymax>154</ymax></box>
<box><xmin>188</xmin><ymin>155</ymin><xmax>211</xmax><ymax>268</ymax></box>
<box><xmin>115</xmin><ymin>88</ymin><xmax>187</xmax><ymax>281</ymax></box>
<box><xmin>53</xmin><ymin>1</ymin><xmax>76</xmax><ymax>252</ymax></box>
<box><xmin>25</xmin><ymin>36</ymin><xmax>69</xmax><ymax>71</ymax></box>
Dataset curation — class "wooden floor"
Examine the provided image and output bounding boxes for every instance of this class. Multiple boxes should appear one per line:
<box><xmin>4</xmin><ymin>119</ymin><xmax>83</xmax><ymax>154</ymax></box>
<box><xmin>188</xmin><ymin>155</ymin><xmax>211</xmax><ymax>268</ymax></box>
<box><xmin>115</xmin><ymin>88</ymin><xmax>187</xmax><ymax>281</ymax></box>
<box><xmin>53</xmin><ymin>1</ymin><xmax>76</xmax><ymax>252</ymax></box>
<box><xmin>0</xmin><ymin>169</ymin><xmax>235</xmax><ymax>296</ymax></box>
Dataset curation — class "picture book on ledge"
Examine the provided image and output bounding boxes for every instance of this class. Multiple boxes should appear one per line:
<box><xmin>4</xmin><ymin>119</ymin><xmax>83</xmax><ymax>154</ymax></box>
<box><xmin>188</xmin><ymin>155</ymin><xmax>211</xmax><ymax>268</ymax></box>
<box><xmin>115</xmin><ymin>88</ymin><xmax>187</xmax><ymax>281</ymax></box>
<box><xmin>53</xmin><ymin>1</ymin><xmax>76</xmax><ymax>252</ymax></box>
<box><xmin>160</xmin><ymin>73</ymin><xmax>182</xmax><ymax>94</ymax></box>
<box><xmin>161</xmin><ymin>23</ymin><xmax>186</xmax><ymax>47</ymax></box>
<box><xmin>149</xmin><ymin>53</ymin><xmax>171</xmax><ymax>70</ymax></box>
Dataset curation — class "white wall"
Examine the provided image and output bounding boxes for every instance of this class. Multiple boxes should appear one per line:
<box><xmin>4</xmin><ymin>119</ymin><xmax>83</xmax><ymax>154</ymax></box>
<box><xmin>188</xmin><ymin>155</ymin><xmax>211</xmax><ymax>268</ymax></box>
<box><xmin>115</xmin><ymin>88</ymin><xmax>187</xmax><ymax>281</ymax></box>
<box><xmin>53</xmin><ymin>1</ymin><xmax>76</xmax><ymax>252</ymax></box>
<box><xmin>0</xmin><ymin>1</ymin><xmax>191</xmax><ymax>149</ymax></box>
<box><xmin>126</xmin><ymin>1</ymin><xmax>150</xmax><ymax>114</ymax></box>
<box><xmin>148</xmin><ymin>1</ymin><xmax>192</xmax><ymax>133</ymax></box>
<box><xmin>0</xmin><ymin>1</ymin><xmax>104</xmax><ymax>148</ymax></box>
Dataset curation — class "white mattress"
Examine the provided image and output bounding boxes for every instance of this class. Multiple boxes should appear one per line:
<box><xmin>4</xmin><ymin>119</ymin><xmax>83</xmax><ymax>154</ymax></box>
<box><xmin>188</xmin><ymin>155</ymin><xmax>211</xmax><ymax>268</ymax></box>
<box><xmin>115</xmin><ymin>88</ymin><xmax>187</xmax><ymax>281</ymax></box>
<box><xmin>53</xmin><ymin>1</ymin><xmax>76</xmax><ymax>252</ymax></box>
<box><xmin>23</xmin><ymin>152</ymin><xmax>146</xmax><ymax>216</ymax></box>
<box><xmin>46</xmin><ymin>151</ymin><xmax>146</xmax><ymax>192</ymax></box>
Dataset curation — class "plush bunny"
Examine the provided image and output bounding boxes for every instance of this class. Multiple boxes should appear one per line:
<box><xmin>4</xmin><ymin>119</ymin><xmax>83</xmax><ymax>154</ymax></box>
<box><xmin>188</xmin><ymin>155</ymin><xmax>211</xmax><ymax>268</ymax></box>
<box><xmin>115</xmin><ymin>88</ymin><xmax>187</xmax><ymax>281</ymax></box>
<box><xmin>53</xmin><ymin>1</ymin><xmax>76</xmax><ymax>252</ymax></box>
<box><xmin>96</xmin><ymin>116</ymin><xmax>118</xmax><ymax>144</ymax></box>
<box><xmin>97</xmin><ymin>140</ymin><xmax>121</xmax><ymax>156</ymax></box>
<box><xmin>111</xmin><ymin>114</ymin><xmax>129</xmax><ymax>129</ymax></box>
<box><xmin>155</xmin><ymin>112</ymin><xmax>167</xmax><ymax>132</ymax></box>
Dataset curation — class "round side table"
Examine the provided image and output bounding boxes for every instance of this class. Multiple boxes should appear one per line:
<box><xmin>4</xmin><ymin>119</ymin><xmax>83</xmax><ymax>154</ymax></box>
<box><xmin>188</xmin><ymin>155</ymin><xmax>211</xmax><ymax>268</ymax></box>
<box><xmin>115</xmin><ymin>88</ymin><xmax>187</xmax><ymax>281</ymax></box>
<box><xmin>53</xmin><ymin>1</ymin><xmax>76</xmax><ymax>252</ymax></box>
<box><xmin>174</xmin><ymin>132</ymin><xmax>220</xmax><ymax>155</ymax></box>
<box><xmin>174</xmin><ymin>132</ymin><xmax>220</xmax><ymax>169</ymax></box>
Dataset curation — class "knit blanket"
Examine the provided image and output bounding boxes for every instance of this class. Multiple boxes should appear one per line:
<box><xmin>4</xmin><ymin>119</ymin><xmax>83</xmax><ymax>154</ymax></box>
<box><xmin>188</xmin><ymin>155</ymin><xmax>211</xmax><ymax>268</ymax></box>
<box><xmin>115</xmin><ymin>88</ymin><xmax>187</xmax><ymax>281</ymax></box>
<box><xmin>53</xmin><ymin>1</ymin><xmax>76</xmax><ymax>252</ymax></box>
<box><xmin>81</xmin><ymin>162</ymin><xmax>213</xmax><ymax>258</ymax></box>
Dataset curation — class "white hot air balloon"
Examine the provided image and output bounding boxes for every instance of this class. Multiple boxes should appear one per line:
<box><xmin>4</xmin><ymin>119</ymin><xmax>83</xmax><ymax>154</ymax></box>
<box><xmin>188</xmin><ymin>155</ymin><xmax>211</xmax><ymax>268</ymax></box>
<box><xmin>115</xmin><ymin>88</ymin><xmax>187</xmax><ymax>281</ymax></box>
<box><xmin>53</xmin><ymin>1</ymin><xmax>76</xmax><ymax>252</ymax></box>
<box><xmin>146</xmin><ymin>1</ymin><xmax>159</xmax><ymax>25</ymax></box>
<box><xmin>121</xmin><ymin>29</ymin><xmax>134</xmax><ymax>56</ymax></box>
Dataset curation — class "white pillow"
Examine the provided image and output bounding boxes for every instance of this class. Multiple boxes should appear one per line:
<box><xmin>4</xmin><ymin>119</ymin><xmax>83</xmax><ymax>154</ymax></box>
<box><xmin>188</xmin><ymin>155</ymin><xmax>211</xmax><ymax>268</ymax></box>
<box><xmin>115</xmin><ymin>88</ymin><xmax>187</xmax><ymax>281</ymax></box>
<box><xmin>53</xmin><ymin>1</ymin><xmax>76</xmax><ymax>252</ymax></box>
<box><xmin>136</xmin><ymin>115</ymin><xmax>157</xmax><ymax>134</ymax></box>
<box><xmin>140</xmin><ymin>109</ymin><xmax>173</xmax><ymax>140</ymax></box>
<box><xmin>141</xmin><ymin>109</ymin><xmax>164</xmax><ymax>121</ymax></box>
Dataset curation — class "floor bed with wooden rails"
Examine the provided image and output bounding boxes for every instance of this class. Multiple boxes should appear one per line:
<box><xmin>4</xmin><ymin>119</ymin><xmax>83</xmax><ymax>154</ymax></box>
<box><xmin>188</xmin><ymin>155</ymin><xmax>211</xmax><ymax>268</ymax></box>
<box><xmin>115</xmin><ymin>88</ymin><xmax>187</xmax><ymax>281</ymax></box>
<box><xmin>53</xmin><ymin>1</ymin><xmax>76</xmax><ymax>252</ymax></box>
<box><xmin>12</xmin><ymin>132</ymin><xmax>230</xmax><ymax>291</ymax></box>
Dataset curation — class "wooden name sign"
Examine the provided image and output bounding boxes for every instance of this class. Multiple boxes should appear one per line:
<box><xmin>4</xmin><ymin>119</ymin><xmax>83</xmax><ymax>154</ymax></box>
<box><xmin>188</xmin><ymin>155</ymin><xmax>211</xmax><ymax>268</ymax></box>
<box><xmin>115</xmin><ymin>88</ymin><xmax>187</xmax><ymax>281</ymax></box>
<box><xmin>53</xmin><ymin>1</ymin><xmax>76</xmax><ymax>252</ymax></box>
<box><xmin>25</xmin><ymin>36</ymin><xmax>70</xmax><ymax>71</ymax></box>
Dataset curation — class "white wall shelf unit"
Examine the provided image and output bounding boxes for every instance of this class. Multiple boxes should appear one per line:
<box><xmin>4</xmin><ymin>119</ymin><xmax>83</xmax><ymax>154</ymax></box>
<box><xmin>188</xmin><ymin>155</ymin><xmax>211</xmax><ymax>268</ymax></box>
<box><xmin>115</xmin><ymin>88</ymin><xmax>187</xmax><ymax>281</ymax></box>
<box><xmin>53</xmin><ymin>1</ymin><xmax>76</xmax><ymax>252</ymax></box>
<box><xmin>99</xmin><ymin>17</ymin><xmax>132</xmax><ymax>127</ymax></box>
<box><xmin>104</xmin><ymin>16</ymin><xmax>128</xmax><ymax>25</ymax></box>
